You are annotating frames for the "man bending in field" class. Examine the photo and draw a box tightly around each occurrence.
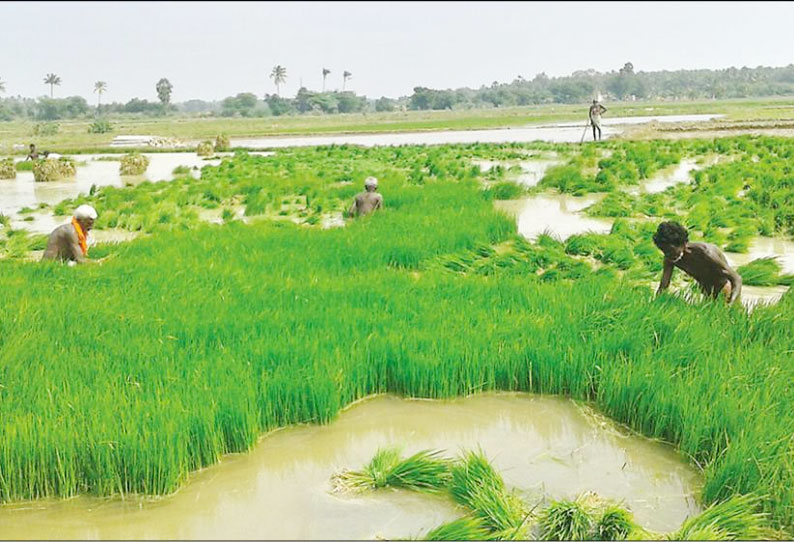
[589,100,607,141]
[348,176,383,217]
[653,221,742,304]
[41,204,98,265]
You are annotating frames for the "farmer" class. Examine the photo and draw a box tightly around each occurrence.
[348,176,383,217]
[25,143,50,161]
[653,221,742,304]
[589,100,607,141]
[41,204,98,265]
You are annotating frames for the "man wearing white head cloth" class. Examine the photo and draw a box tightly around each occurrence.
[348,176,383,217]
[42,204,98,264]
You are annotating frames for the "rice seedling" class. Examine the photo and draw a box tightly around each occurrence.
[15,160,34,171]
[196,140,215,156]
[2,141,794,536]
[737,257,788,286]
[538,498,595,540]
[449,450,528,535]
[332,447,452,493]
[214,134,231,152]
[119,153,150,176]
[668,494,775,541]
[421,516,491,541]
[32,157,76,182]
[0,157,16,179]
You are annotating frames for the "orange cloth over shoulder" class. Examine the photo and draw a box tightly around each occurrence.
[72,217,87,256]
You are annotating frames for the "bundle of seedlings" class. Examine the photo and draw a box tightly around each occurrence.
[214,134,230,152]
[32,157,76,182]
[196,140,215,157]
[0,158,16,179]
[331,447,452,493]
[119,153,150,176]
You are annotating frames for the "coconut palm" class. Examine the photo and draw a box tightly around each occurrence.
[322,68,331,92]
[44,73,61,98]
[270,65,287,97]
[156,78,173,105]
[342,71,352,91]
[94,81,107,108]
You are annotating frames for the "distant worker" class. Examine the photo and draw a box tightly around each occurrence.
[589,99,607,141]
[25,143,50,161]
[42,204,98,265]
[348,176,383,217]
[653,221,742,305]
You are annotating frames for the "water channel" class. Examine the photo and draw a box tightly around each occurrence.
[0,393,702,540]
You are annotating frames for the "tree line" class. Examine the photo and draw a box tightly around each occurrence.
[2,62,794,121]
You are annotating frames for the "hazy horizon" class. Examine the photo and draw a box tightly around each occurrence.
[1,1,793,103]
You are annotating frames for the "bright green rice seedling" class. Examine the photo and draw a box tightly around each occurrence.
[668,494,775,541]
[449,451,528,535]
[0,158,16,179]
[15,160,34,171]
[538,498,595,541]
[332,448,452,493]
[421,516,491,541]
[120,153,150,176]
[737,257,786,286]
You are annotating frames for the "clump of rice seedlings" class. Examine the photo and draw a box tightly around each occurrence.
[120,153,150,176]
[537,497,595,541]
[593,504,639,541]
[421,516,491,541]
[737,257,786,286]
[15,160,34,171]
[483,181,527,200]
[32,157,76,182]
[0,158,16,179]
[197,140,215,157]
[449,450,528,535]
[668,494,774,541]
[332,447,452,493]
[214,134,231,152]
[172,165,192,176]
[0,213,10,228]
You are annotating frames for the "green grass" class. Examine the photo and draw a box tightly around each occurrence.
[1,143,794,536]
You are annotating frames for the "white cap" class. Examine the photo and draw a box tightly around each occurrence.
[364,176,378,188]
[74,204,98,220]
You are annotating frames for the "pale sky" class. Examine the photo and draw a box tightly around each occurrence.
[1,1,793,103]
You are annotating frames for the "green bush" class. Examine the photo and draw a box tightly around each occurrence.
[32,122,59,136]
[87,119,113,134]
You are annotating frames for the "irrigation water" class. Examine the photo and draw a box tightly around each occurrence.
[0,394,702,540]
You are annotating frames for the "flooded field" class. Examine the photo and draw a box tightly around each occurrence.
[0,393,703,540]
[229,114,722,149]
[0,153,221,217]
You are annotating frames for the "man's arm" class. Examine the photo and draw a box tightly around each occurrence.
[657,260,674,295]
[347,198,358,218]
[65,229,88,264]
[599,105,607,114]
[726,269,742,305]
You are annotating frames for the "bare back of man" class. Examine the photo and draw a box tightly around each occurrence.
[662,242,740,298]
[350,191,383,217]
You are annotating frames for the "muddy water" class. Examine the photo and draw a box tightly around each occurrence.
[495,193,612,241]
[0,153,223,217]
[0,394,701,540]
[229,114,721,149]
[631,158,700,195]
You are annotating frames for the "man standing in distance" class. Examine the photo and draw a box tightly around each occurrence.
[589,99,607,141]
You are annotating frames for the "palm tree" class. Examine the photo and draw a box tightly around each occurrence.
[44,73,61,98]
[342,71,352,91]
[322,68,331,92]
[94,81,107,108]
[0,78,5,93]
[270,65,287,96]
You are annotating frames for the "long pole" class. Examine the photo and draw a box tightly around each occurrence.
[580,118,590,144]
